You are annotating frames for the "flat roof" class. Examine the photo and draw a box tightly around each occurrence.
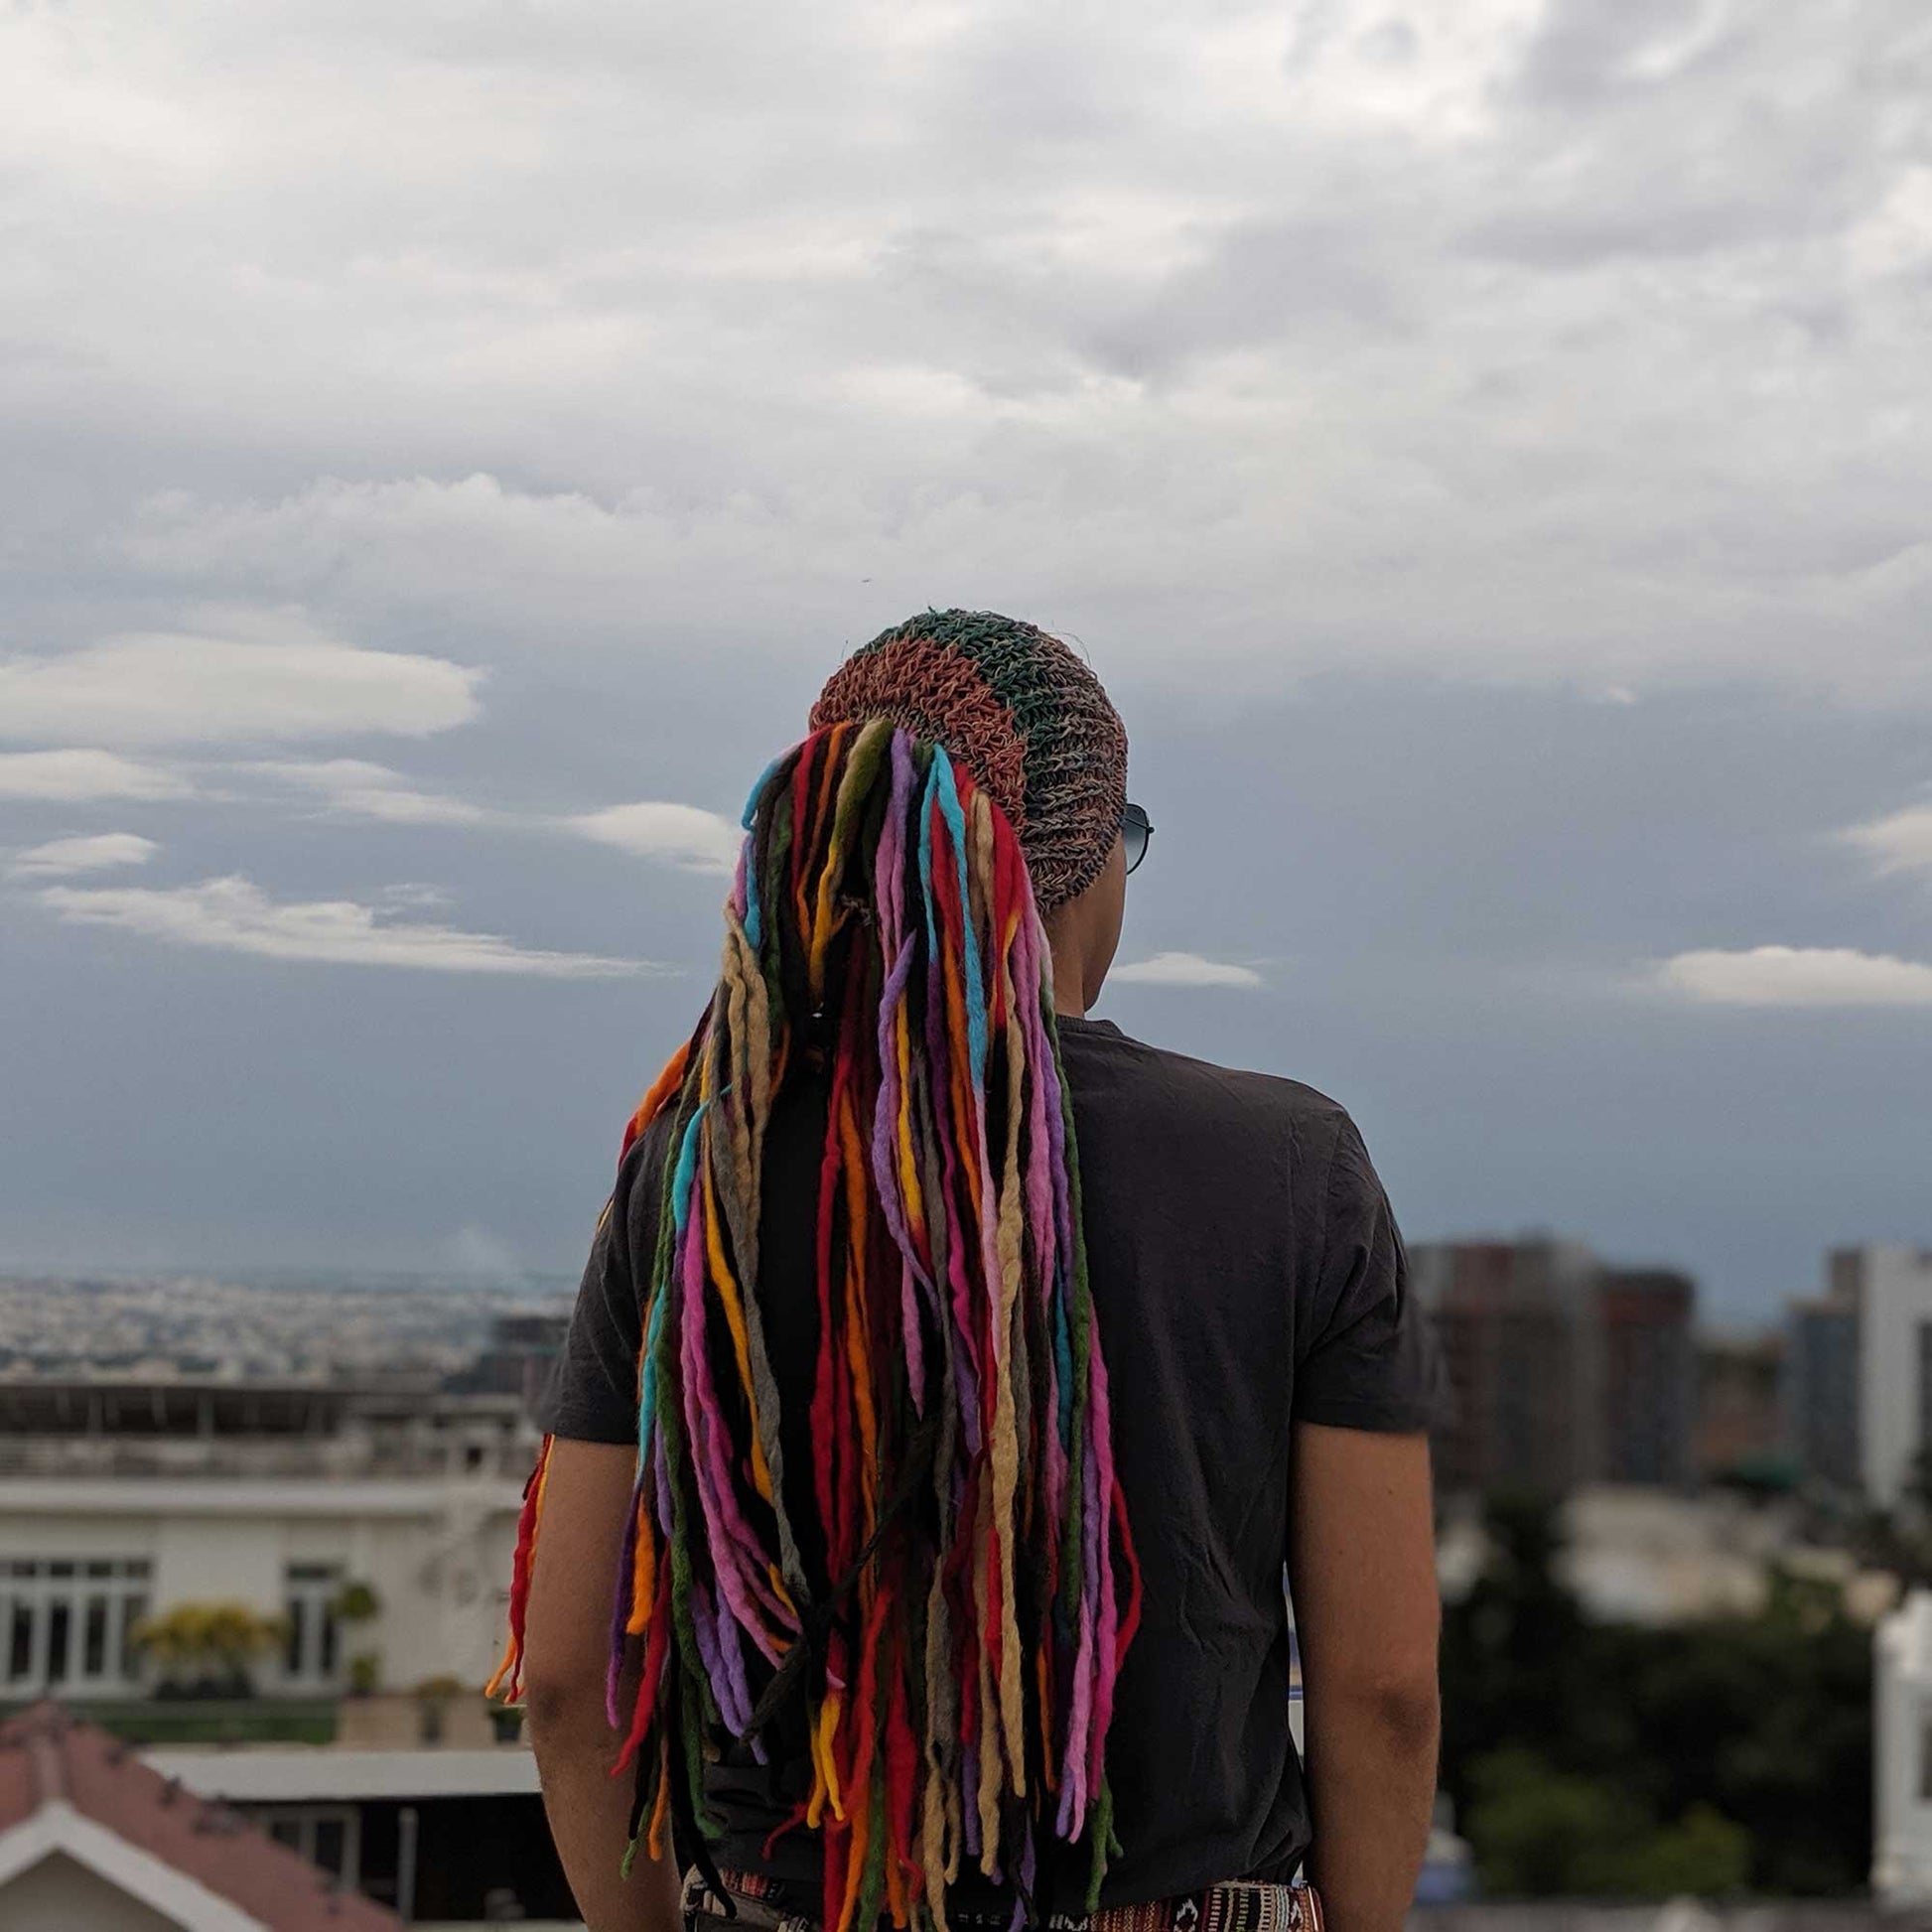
[0,1477,526,1518]
[142,1744,543,1802]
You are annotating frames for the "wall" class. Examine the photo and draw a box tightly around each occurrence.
[0,1852,184,1932]
[1876,1588,1932,1903]
[0,1479,522,1699]
[1859,1249,1932,1508]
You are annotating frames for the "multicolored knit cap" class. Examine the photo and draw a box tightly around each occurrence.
[810,607,1129,910]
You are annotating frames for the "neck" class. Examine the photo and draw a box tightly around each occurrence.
[1046,925,1087,1020]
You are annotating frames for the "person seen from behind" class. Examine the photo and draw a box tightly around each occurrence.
[498,610,1443,1932]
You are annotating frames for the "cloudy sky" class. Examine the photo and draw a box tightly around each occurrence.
[4,0,1929,1320]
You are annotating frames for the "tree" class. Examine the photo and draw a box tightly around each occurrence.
[1440,1493,1873,1897]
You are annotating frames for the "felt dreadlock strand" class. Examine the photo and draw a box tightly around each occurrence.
[492,722,1137,1924]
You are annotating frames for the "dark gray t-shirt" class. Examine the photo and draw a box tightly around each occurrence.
[543,1017,1440,1908]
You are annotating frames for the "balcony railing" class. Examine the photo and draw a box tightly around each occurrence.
[0,1435,536,1479]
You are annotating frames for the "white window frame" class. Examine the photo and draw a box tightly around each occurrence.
[0,1557,151,1698]
[281,1562,345,1690]
[256,1804,361,1890]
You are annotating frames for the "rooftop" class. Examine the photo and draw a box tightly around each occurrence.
[0,1700,399,1930]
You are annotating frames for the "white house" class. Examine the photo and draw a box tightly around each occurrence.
[143,1736,579,1925]
[0,1380,531,1703]
[0,1701,402,1932]
[0,1477,524,1702]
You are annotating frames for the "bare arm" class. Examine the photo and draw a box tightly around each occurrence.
[1289,1424,1440,1932]
[523,1438,683,1932]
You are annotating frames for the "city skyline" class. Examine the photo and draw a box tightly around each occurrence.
[5,4,1932,1318]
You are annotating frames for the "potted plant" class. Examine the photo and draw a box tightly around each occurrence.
[134,1602,287,1699]
[333,1582,381,1695]
[415,1672,469,1743]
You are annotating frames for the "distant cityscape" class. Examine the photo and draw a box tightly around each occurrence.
[0,1271,574,1386]
[1413,1238,1932,1510]
[6,1242,1932,1925]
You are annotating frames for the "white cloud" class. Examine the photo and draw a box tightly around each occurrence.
[1656,945,1932,1009]
[571,801,742,875]
[246,759,487,825]
[0,750,194,801]
[0,0,1899,709]
[0,621,482,748]
[1843,801,1932,878]
[11,832,159,878]
[37,875,642,978]
[1109,949,1265,988]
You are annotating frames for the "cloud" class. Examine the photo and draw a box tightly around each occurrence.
[0,621,483,747]
[0,750,195,801]
[1843,800,1932,878]
[1,1,1892,708]
[1109,950,1265,988]
[10,832,159,878]
[571,801,743,875]
[246,759,487,825]
[37,875,643,978]
[1656,945,1932,1008]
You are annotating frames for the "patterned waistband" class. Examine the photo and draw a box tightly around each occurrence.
[698,1867,1323,1932]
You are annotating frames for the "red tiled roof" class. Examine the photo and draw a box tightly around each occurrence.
[0,1702,400,1930]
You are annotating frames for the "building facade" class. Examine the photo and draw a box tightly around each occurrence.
[0,1381,531,1706]
[0,1703,401,1932]
[143,1740,573,1924]
[1410,1239,1608,1494]
[1853,1248,1932,1510]
[1875,1588,1932,1903]
[1786,1293,1862,1494]
[1599,1268,1696,1488]
[1695,1332,1785,1482]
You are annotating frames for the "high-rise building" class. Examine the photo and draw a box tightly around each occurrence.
[1849,1246,1932,1509]
[1413,1240,1700,1495]
[1694,1331,1784,1481]
[1786,1289,1862,1494]
[1599,1268,1696,1487]
[1409,1238,1606,1494]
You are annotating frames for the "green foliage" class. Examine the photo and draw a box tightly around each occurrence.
[332,1581,380,1624]
[131,1601,289,1698]
[346,1651,381,1696]
[1441,1493,1873,1898]
[1465,1748,1651,1896]
[73,1699,338,1746]
[1464,1751,1749,1899]
[1625,1806,1753,1899]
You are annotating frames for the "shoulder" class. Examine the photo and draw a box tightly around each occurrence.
[1059,1017,1357,1144]
[609,1103,682,1249]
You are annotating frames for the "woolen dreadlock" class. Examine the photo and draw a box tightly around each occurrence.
[491,616,1141,1932]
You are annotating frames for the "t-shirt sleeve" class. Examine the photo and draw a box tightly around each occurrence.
[537,1125,665,1446]
[1294,1112,1444,1433]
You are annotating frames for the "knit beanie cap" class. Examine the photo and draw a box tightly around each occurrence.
[809,608,1129,910]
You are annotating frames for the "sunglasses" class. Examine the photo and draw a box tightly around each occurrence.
[1121,801,1154,877]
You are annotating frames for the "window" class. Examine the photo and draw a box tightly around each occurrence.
[260,1805,361,1889]
[0,1558,151,1696]
[283,1564,344,1687]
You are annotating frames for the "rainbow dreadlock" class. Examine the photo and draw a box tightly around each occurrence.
[492,633,1141,1930]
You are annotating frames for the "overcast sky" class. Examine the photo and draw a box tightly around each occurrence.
[4,0,1930,1321]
